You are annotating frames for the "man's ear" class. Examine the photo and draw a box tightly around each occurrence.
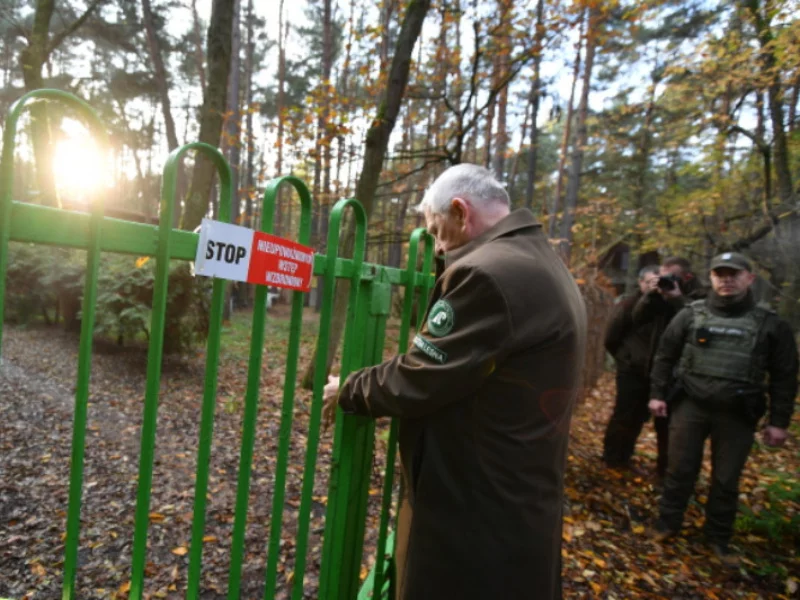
[450,197,469,226]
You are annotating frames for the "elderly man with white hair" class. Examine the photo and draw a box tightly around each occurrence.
[324,163,586,600]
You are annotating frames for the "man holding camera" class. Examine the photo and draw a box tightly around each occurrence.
[602,265,661,470]
[649,252,798,562]
[608,257,704,477]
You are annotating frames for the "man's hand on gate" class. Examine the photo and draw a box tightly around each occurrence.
[649,399,668,418]
[762,425,788,447]
[322,375,341,430]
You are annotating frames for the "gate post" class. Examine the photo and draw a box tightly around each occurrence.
[319,270,392,599]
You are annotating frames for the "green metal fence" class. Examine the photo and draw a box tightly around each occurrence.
[0,90,434,599]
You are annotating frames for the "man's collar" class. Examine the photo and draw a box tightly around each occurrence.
[444,209,541,268]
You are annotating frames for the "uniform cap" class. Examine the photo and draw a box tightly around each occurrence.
[709,252,752,272]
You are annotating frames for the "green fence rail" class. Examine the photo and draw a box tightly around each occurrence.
[0,90,434,599]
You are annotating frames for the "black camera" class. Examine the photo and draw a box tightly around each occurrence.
[657,273,681,291]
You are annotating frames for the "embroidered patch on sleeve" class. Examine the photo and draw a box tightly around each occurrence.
[413,334,448,364]
[426,299,455,337]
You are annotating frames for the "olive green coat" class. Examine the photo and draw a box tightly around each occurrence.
[338,209,587,599]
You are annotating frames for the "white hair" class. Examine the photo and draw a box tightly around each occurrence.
[417,164,510,214]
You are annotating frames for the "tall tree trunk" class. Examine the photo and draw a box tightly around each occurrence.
[550,8,585,238]
[483,60,498,168]
[181,0,235,231]
[492,0,512,180]
[111,95,149,217]
[334,0,357,204]
[275,0,287,235]
[429,4,448,158]
[507,97,530,199]
[746,0,798,326]
[754,91,773,209]
[744,0,793,204]
[142,0,183,226]
[191,0,207,92]
[244,0,255,229]
[789,73,799,133]
[223,0,242,224]
[524,0,546,210]
[380,0,397,69]
[20,0,102,206]
[302,0,431,388]
[559,6,599,265]
[20,0,57,206]
[315,0,335,311]
[390,195,411,267]
[624,75,657,294]
[223,0,242,317]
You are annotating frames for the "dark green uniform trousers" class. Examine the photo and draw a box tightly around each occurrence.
[658,398,754,546]
[603,371,670,475]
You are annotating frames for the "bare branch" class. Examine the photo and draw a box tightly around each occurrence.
[727,124,769,153]
[731,208,796,251]
[46,0,105,57]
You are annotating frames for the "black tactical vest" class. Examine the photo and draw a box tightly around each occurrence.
[678,300,769,384]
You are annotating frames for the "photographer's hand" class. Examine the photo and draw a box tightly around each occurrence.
[643,273,659,293]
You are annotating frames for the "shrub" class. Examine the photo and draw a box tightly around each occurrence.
[5,244,83,327]
[4,244,211,353]
[94,257,212,353]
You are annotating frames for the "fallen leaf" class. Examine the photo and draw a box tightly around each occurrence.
[787,578,798,595]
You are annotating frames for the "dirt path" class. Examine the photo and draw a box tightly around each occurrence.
[0,324,384,599]
[1,322,798,599]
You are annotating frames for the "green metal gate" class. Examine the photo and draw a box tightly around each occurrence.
[0,90,434,599]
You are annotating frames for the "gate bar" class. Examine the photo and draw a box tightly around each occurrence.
[0,89,109,600]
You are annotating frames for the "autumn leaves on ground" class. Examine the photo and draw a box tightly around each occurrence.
[1,308,798,599]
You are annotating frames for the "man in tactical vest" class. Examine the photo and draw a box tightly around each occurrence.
[648,252,798,562]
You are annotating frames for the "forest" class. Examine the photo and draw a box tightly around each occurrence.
[1,0,798,315]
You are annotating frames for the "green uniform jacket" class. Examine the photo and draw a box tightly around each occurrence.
[650,291,798,429]
[338,209,587,600]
